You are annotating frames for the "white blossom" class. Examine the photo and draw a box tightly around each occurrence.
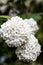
[24,18,39,34]
[0,16,41,62]
[16,34,41,62]
[0,16,33,47]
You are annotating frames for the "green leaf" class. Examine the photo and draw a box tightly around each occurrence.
[35,30,43,45]
[28,14,42,21]
[30,62,38,65]
[19,14,27,19]
[0,21,4,25]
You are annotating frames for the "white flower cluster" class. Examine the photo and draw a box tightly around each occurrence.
[24,18,39,34]
[0,16,33,47]
[16,34,41,62]
[0,16,41,62]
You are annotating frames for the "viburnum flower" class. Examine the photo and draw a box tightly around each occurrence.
[0,16,41,62]
[16,34,41,62]
[0,16,32,47]
[24,18,39,34]
[0,16,38,47]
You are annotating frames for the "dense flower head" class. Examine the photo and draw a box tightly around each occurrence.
[0,16,30,47]
[0,16,41,62]
[16,34,41,62]
[0,16,38,47]
[24,18,39,34]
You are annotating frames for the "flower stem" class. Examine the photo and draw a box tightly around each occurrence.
[0,15,11,19]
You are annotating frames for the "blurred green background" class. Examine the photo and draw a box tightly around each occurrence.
[0,0,43,65]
